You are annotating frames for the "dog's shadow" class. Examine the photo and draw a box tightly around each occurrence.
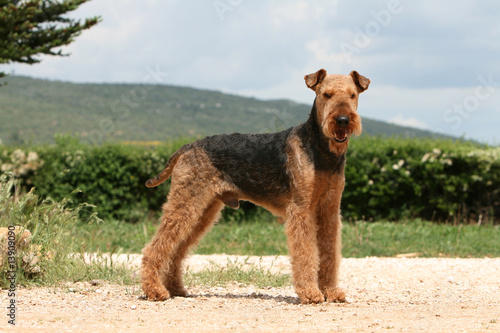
[139,292,300,304]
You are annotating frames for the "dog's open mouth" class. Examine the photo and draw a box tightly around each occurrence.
[333,129,349,143]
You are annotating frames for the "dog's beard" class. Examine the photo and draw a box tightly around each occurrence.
[328,137,349,155]
[324,120,352,140]
[322,120,351,155]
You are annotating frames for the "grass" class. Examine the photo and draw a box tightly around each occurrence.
[73,211,500,258]
[196,211,287,255]
[73,218,158,254]
[343,219,500,257]
[184,259,291,288]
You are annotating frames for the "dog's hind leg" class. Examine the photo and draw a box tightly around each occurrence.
[141,190,220,300]
[161,199,225,297]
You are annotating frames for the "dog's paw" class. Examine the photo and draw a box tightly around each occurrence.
[298,289,325,304]
[324,288,346,303]
[142,286,170,301]
[168,286,189,297]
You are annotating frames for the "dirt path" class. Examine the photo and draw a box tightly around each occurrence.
[3,256,499,332]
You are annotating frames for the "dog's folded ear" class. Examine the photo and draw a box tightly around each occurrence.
[304,69,327,91]
[350,71,370,93]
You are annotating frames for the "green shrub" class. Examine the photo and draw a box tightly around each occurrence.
[1,135,499,224]
[0,173,103,287]
[3,135,192,221]
[344,137,500,223]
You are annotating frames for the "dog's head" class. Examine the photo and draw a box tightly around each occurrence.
[305,69,370,155]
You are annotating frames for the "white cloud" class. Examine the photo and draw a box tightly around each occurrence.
[389,115,430,130]
[269,1,337,27]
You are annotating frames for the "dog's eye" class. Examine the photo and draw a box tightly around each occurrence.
[323,93,332,99]
[350,94,356,99]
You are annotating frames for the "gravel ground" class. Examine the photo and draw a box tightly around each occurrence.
[2,256,499,332]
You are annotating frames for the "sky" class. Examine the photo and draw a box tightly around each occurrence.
[4,0,500,144]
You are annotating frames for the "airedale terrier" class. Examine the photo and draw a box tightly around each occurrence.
[141,69,370,304]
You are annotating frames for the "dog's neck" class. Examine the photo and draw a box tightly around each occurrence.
[297,99,346,173]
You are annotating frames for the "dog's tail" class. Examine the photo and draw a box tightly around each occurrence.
[145,146,188,188]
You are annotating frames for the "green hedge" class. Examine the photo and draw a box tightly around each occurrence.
[0,135,184,221]
[1,135,498,223]
[344,137,500,223]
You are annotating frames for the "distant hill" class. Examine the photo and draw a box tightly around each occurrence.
[0,76,449,145]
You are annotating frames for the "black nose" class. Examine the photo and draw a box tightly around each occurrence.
[336,115,349,127]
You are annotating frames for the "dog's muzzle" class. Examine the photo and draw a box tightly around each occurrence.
[334,115,350,143]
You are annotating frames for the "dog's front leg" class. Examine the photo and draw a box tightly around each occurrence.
[285,207,325,304]
[316,177,346,303]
